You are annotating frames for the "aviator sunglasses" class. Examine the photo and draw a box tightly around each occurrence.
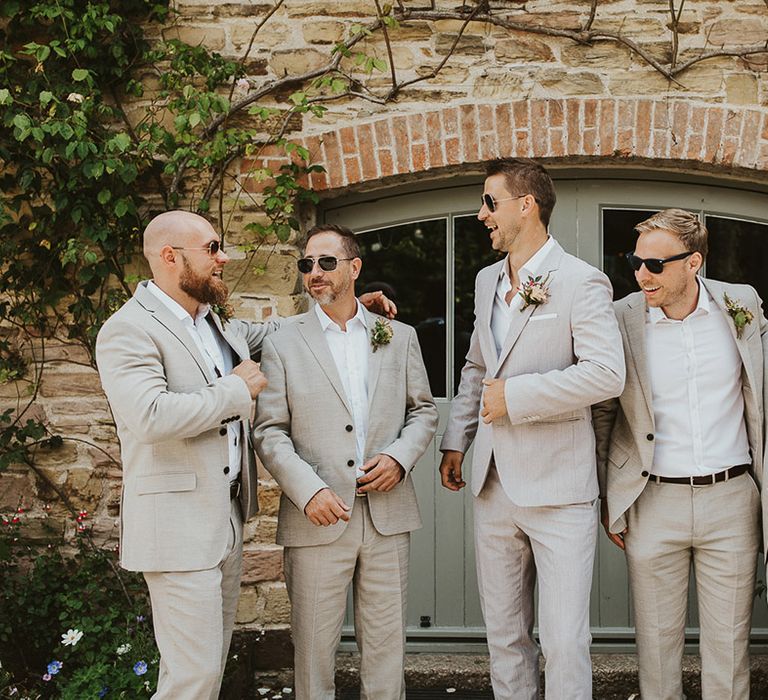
[625,251,693,274]
[482,193,526,213]
[171,240,222,256]
[296,255,355,274]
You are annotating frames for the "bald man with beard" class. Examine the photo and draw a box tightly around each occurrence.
[96,211,395,700]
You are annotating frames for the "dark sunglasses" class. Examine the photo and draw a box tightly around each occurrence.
[625,251,693,274]
[482,193,526,213]
[171,240,222,257]
[296,256,355,274]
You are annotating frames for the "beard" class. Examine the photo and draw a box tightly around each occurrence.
[306,274,352,306]
[179,255,229,306]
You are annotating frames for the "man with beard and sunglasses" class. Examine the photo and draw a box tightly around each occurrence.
[439,158,625,699]
[95,211,397,700]
[254,224,437,699]
[593,209,768,700]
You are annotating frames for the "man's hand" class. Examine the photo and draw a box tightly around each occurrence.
[601,499,626,549]
[304,488,351,526]
[480,378,507,423]
[439,450,466,491]
[359,290,397,319]
[232,360,267,399]
[357,454,404,493]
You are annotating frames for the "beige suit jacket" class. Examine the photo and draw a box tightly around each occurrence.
[96,281,279,572]
[253,308,438,547]
[592,278,768,553]
[441,240,625,505]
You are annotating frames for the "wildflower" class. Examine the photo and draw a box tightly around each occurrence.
[98,687,109,698]
[67,92,84,104]
[116,643,131,655]
[61,628,83,646]
[16,506,24,513]
[47,660,63,675]
[235,78,249,91]
[136,615,145,623]
[42,674,51,682]
[133,660,148,676]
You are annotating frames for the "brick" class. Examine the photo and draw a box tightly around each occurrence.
[599,100,616,156]
[670,102,689,159]
[757,143,768,170]
[339,126,357,156]
[442,107,459,137]
[309,166,329,191]
[720,109,743,165]
[583,128,597,156]
[636,100,653,158]
[762,112,768,141]
[704,107,724,164]
[321,131,344,188]
[445,137,461,165]
[566,100,581,154]
[408,113,426,143]
[616,129,633,157]
[459,104,479,163]
[343,155,362,183]
[374,119,392,148]
[513,101,529,132]
[477,104,494,133]
[738,110,761,169]
[411,143,428,172]
[378,149,395,177]
[514,129,531,157]
[495,103,513,157]
[530,100,548,156]
[303,134,324,165]
[392,116,411,173]
[685,107,706,161]
[550,129,565,157]
[356,124,378,180]
[583,99,597,129]
[653,129,670,159]
[479,133,497,162]
[426,112,445,168]
[548,100,564,128]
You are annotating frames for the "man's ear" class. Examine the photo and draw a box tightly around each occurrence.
[351,257,362,280]
[689,251,703,273]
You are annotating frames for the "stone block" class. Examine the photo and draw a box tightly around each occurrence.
[244,516,278,544]
[270,48,329,77]
[472,72,525,100]
[257,484,282,517]
[434,34,487,57]
[725,74,758,106]
[39,370,103,398]
[165,25,227,52]
[235,585,262,624]
[0,472,31,511]
[537,70,606,96]
[261,583,291,625]
[302,19,345,44]
[495,35,555,63]
[242,546,284,584]
[561,43,631,70]
[229,22,289,51]
[34,441,78,467]
[708,18,766,45]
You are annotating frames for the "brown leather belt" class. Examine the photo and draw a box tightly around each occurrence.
[649,464,750,486]
[229,478,241,500]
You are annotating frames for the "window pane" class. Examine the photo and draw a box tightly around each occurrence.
[602,208,659,300]
[453,215,501,395]
[356,220,448,398]
[705,216,768,304]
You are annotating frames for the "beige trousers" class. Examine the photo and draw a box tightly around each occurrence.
[624,473,760,700]
[474,466,597,700]
[143,498,243,700]
[284,497,410,700]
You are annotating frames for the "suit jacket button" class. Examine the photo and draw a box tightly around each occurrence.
[346,425,353,432]
[347,460,355,467]
[646,433,654,441]
[641,470,649,477]
[223,466,230,475]
[219,428,227,436]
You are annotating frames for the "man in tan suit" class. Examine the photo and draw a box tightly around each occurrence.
[254,224,437,700]
[96,212,394,700]
[440,158,625,699]
[593,209,768,700]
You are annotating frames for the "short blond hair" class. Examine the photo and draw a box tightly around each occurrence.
[634,208,708,259]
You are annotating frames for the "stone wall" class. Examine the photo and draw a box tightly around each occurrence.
[3,0,767,659]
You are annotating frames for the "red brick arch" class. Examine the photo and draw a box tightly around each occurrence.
[242,97,768,191]
[242,98,768,193]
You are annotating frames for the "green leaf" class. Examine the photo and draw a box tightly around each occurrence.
[71,68,89,82]
[372,57,387,72]
[114,199,129,218]
[97,188,111,205]
[188,112,201,128]
[39,90,54,105]
[0,88,12,105]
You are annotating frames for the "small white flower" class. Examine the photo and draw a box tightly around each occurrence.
[446,690,456,695]
[116,643,132,655]
[235,78,250,91]
[257,689,270,696]
[67,92,84,104]
[282,690,292,695]
[61,628,83,646]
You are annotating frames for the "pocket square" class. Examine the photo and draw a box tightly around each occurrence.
[530,312,557,321]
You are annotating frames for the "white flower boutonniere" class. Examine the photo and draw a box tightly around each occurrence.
[518,272,551,312]
[371,318,393,352]
[723,292,753,339]
[212,302,235,325]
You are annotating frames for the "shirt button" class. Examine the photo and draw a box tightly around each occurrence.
[219,428,227,436]
[641,470,649,477]
[646,434,654,441]
[346,425,353,432]
[223,466,230,475]
[347,460,355,467]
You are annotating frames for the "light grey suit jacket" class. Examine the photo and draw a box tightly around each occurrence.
[593,278,768,552]
[253,308,438,547]
[96,281,279,572]
[441,240,625,505]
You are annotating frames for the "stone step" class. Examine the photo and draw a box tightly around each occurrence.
[244,653,768,700]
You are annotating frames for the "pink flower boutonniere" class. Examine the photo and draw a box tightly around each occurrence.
[518,272,552,311]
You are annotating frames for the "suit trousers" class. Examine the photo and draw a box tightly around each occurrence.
[624,473,760,700]
[474,466,597,700]
[144,498,244,700]
[284,496,410,700]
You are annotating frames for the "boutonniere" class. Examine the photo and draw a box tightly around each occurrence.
[723,293,753,339]
[370,318,393,352]
[212,301,235,325]
[518,272,551,311]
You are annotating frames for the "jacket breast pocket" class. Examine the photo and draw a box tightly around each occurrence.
[607,441,631,469]
[136,472,197,495]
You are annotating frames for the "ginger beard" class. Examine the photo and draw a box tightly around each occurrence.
[178,253,229,307]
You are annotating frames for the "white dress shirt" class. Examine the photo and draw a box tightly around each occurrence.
[646,280,750,477]
[147,281,242,481]
[315,302,369,478]
[491,235,556,356]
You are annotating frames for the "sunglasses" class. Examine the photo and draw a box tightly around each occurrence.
[625,251,693,274]
[482,193,526,213]
[171,240,222,257]
[296,256,355,274]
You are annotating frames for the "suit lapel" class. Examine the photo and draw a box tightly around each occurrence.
[134,283,216,383]
[209,310,245,363]
[296,309,352,415]
[362,308,383,409]
[622,295,655,422]
[493,243,564,375]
